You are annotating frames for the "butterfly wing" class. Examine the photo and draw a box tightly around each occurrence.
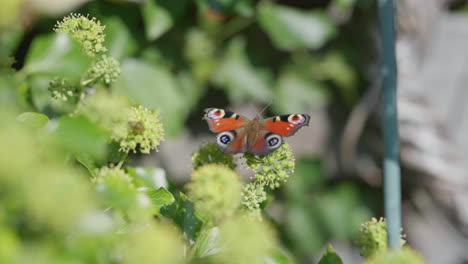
[203,108,249,132]
[247,114,310,156]
[203,108,249,154]
[261,114,310,137]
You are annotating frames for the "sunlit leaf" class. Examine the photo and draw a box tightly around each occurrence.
[147,187,175,211]
[258,2,336,50]
[127,166,169,189]
[17,112,49,128]
[24,33,92,77]
[273,68,328,113]
[213,38,272,104]
[113,58,184,136]
[141,0,173,41]
[103,16,138,60]
[53,116,108,159]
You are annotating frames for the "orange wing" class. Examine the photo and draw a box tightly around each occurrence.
[262,114,310,136]
[203,108,249,133]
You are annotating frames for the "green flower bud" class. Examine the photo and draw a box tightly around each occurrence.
[244,143,295,189]
[241,182,267,211]
[355,217,406,258]
[54,13,107,57]
[85,55,121,86]
[48,77,81,101]
[192,143,236,170]
[187,164,242,223]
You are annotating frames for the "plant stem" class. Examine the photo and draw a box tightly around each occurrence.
[116,151,129,170]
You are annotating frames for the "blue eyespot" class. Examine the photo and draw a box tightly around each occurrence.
[268,137,279,147]
[220,135,231,144]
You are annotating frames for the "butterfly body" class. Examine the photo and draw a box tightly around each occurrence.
[203,108,310,156]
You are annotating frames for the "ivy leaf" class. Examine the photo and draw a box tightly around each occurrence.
[103,17,137,60]
[53,116,108,160]
[213,38,272,104]
[161,192,203,241]
[273,68,328,113]
[141,0,173,41]
[258,2,336,50]
[190,227,221,258]
[16,112,49,128]
[147,187,175,212]
[318,245,343,264]
[24,33,92,77]
[113,59,184,136]
[127,167,169,189]
[265,248,292,264]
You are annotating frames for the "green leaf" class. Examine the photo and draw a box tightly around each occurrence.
[113,59,184,136]
[190,227,220,258]
[258,2,336,50]
[141,0,173,41]
[318,245,343,264]
[23,33,92,77]
[16,112,49,128]
[126,167,169,189]
[53,116,108,160]
[161,192,203,241]
[266,248,292,264]
[147,187,175,210]
[76,153,98,177]
[213,38,272,104]
[273,68,328,113]
[103,17,138,60]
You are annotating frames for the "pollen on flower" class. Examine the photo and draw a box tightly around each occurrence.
[192,143,237,170]
[85,55,121,86]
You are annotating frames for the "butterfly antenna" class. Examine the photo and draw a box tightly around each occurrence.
[257,100,273,119]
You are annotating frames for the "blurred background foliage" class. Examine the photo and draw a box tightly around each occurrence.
[3,0,466,263]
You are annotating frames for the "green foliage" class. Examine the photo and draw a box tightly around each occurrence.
[191,142,237,170]
[318,245,343,264]
[0,2,426,264]
[364,247,425,264]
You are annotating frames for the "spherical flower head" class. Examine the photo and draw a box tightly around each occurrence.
[244,143,295,189]
[120,222,184,264]
[85,55,121,86]
[93,167,140,211]
[48,77,81,101]
[187,164,242,223]
[355,217,406,257]
[115,106,165,154]
[54,13,107,57]
[364,247,425,264]
[76,90,130,136]
[192,143,236,170]
[214,214,278,264]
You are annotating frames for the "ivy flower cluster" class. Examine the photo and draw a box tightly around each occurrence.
[187,164,242,223]
[54,13,107,57]
[356,217,406,258]
[84,55,121,86]
[114,106,165,154]
[191,143,236,170]
[244,143,295,189]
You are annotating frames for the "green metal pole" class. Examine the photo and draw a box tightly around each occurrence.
[378,0,401,249]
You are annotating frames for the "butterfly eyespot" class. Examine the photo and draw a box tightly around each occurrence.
[216,131,235,148]
[265,134,282,149]
[288,114,306,124]
[207,108,225,119]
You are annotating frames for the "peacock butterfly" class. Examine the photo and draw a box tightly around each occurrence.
[203,108,310,156]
